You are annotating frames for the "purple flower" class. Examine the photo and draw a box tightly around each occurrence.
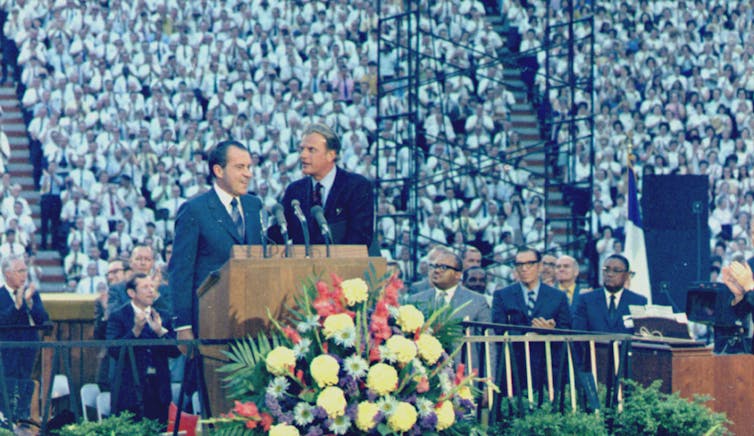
[420,413,438,429]
[346,404,358,420]
[305,425,324,436]
[313,406,329,419]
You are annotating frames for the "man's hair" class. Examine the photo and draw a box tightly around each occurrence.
[462,245,481,259]
[125,272,149,296]
[462,266,486,282]
[130,244,154,259]
[515,246,541,262]
[1,254,24,274]
[606,253,630,271]
[437,250,463,271]
[208,140,248,179]
[303,123,341,156]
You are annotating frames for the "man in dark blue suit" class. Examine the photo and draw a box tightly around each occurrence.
[107,273,180,424]
[169,140,262,342]
[281,123,373,247]
[492,247,571,399]
[0,254,49,422]
[572,254,648,334]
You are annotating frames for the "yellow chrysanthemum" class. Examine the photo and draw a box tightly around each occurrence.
[355,401,380,432]
[265,346,296,376]
[322,313,354,338]
[388,401,417,433]
[366,363,398,395]
[416,333,443,365]
[269,423,300,436]
[435,400,455,431]
[341,278,369,306]
[316,386,347,418]
[310,354,340,388]
[386,335,417,365]
[396,305,424,333]
[458,385,473,401]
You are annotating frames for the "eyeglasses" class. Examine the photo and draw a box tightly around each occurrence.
[514,260,539,269]
[602,267,628,275]
[542,262,556,268]
[429,263,460,272]
[107,268,124,275]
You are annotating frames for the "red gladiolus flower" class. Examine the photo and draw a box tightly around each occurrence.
[233,400,260,419]
[245,419,258,429]
[261,413,273,431]
[296,369,305,385]
[369,345,381,362]
[283,326,301,344]
[330,273,343,287]
[416,377,429,393]
[382,274,403,306]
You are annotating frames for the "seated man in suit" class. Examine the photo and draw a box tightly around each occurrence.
[0,254,50,422]
[107,273,180,425]
[492,247,571,398]
[281,122,374,248]
[406,248,492,377]
[555,255,588,309]
[572,254,648,334]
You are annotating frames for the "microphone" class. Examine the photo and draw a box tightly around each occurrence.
[311,206,331,239]
[271,203,291,257]
[290,199,311,257]
[259,208,269,258]
[271,204,288,234]
[311,205,332,257]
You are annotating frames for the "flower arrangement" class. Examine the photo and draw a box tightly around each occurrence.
[209,271,485,435]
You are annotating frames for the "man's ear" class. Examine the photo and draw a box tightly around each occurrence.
[126,288,135,300]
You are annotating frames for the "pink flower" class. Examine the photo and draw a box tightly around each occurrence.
[233,401,260,419]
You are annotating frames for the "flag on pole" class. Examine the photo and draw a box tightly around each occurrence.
[624,165,652,303]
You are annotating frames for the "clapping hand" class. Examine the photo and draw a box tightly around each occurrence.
[147,309,166,337]
[722,261,754,305]
[531,317,556,329]
[132,310,148,336]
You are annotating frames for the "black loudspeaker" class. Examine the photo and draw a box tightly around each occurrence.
[642,175,710,309]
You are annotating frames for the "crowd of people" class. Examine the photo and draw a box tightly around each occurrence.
[0,0,752,294]
[0,0,536,292]
[505,0,754,283]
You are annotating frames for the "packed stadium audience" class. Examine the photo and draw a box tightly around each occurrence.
[505,0,754,279]
[0,0,751,295]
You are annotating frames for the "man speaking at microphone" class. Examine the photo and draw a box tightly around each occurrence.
[281,123,374,248]
[168,140,262,343]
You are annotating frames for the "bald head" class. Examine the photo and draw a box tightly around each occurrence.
[555,255,579,287]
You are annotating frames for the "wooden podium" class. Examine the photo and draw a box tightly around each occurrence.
[196,244,386,414]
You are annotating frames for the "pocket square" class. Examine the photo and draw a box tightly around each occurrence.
[336,208,343,215]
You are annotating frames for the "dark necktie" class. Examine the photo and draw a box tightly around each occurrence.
[527,289,536,318]
[313,183,323,207]
[230,198,244,239]
[608,294,617,323]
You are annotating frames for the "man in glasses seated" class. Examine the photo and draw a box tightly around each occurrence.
[405,247,492,375]
[572,254,648,334]
[491,246,571,399]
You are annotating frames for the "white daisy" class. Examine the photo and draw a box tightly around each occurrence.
[343,355,369,378]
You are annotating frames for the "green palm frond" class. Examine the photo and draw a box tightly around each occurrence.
[219,333,282,400]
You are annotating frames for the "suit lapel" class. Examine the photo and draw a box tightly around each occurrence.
[324,168,345,218]
[241,196,258,243]
[208,190,243,243]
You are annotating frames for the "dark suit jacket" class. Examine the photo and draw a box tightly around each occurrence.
[572,288,648,334]
[492,282,572,330]
[281,168,373,246]
[168,189,262,331]
[0,285,49,379]
[492,282,571,396]
[106,303,180,417]
[107,282,172,319]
